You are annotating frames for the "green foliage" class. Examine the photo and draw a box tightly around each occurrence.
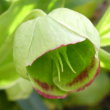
[0,91,21,110]
[99,48,110,70]
[0,0,37,92]
[0,1,110,109]
[97,6,110,70]
[97,6,110,47]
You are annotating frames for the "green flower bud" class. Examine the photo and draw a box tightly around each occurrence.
[14,8,100,99]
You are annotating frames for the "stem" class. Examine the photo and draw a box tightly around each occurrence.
[61,0,65,7]
[99,48,110,70]
[47,0,58,11]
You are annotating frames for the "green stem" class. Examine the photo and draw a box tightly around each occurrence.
[61,0,66,7]
[99,48,110,70]
[47,0,58,12]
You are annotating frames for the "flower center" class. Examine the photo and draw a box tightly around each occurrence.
[49,47,76,82]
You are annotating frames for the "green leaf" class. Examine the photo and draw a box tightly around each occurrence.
[0,41,19,89]
[0,0,38,89]
[0,62,19,89]
[14,8,100,98]
[5,78,33,101]
[96,7,110,70]
[0,0,37,64]
[0,0,35,45]
[96,6,110,47]
[99,48,110,70]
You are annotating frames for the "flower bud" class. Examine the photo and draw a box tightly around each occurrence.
[14,8,100,99]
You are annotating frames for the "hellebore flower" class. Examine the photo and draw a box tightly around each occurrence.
[13,8,100,99]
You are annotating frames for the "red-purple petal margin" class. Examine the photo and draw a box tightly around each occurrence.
[34,61,100,99]
[34,88,68,99]
[75,61,100,92]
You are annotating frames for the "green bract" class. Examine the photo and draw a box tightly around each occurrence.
[14,8,100,99]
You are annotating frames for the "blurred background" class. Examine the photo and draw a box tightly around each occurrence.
[0,0,110,110]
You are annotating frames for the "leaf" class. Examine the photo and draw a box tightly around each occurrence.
[0,0,37,64]
[99,48,110,70]
[0,0,35,45]
[0,0,38,89]
[96,6,110,47]
[14,8,100,98]
[0,41,20,89]
[5,78,33,100]
[0,62,19,89]
[96,7,110,70]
